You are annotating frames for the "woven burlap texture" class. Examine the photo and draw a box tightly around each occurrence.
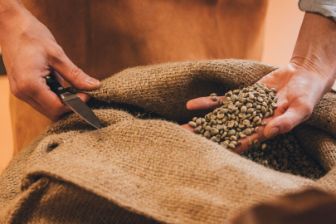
[0,60,335,224]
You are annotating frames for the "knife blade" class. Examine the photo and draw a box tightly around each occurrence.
[45,70,103,129]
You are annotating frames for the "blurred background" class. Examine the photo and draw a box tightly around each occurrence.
[0,1,305,172]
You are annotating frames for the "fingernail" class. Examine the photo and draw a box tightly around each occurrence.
[85,77,100,86]
[255,126,260,132]
[266,127,279,138]
[210,95,218,102]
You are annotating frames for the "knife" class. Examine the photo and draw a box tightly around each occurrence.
[45,70,103,129]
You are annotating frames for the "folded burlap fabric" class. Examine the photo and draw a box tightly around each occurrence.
[0,60,335,223]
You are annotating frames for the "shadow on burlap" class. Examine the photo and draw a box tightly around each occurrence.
[0,60,335,223]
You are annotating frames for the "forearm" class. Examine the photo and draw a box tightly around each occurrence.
[291,13,336,91]
[0,0,30,41]
[0,0,17,10]
[0,0,25,20]
[299,0,336,22]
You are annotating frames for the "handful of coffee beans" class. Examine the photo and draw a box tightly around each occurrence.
[188,83,325,179]
[188,83,277,150]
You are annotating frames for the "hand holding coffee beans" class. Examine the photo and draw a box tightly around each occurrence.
[184,83,325,179]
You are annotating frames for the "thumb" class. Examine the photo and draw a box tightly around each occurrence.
[49,47,100,90]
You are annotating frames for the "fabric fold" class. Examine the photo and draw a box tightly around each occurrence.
[0,59,335,223]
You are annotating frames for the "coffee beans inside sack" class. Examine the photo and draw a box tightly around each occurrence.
[243,133,324,179]
[188,83,325,179]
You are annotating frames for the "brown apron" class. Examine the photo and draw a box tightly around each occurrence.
[11,0,268,153]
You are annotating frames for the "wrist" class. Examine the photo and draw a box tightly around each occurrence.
[290,13,336,92]
[289,59,335,94]
[290,55,335,78]
[0,4,31,39]
[0,0,24,20]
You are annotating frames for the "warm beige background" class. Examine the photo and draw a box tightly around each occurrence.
[0,77,12,172]
[0,1,304,172]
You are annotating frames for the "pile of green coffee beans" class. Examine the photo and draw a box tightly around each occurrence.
[188,83,277,149]
[188,83,325,179]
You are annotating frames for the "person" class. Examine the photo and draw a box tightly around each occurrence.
[0,0,335,152]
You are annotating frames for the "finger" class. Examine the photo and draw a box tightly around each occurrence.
[52,72,90,102]
[33,88,89,119]
[258,69,292,90]
[53,72,70,88]
[258,73,275,87]
[181,123,194,132]
[186,96,226,110]
[24,96,49,116]
[14,91,42,113]
[257,71,281,89]
[77,92,90,102]
[29,95,69,120]
[273,95,289,117]
[263,104,312,138]
[234,115,274,153]
[235,126,266,154]
[29,77,70,120]
[10,74,70,120]
[48,46,100,90]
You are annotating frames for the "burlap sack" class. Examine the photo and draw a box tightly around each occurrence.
[0,60,335,223]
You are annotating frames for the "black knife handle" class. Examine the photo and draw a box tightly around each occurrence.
[45,70,68,96]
